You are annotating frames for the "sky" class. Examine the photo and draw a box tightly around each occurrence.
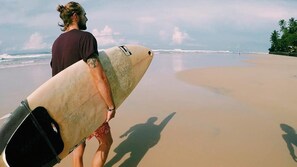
[0,0,297,53]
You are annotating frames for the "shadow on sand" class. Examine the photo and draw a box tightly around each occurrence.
[105,112,176,167]
[280,123,297,162]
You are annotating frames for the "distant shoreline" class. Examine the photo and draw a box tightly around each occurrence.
[269,52,297,57]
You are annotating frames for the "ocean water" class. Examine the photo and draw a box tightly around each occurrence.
[0,52,51,69]
[0,49,251,70]
[152,50,250,73]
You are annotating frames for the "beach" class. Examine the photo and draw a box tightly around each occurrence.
[1,52,297,166]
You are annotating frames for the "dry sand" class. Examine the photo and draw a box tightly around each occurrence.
[1,54,297,166]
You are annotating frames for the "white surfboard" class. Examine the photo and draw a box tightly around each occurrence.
[0,45,153,166]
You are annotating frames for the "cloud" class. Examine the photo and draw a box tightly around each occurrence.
[23,32,47,50]
[92,25,124,46]
[172,27,189,45]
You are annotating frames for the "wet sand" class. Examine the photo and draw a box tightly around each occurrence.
[176,54,297,167]
[1,54,297,166]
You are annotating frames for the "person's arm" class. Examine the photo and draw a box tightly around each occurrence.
[87,56,115,122]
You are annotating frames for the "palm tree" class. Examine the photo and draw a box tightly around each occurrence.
[288,17,297,33]
[269,18,297,54]
[279,19,287,33]
[269,30,279,52]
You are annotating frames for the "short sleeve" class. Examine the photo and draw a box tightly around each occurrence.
[80,32,99,62]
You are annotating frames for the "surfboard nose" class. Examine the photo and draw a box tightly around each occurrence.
[140,46,154,63]
[102,44,154,108]
[142,46,154,61]
[123,45,153,67]
[125,44,153,74]
[148,50,153,57]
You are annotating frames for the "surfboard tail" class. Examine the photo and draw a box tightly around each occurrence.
[0,101,30,153]
[0,101,64,167]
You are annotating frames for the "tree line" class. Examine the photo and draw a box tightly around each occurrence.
[269,17,297,56]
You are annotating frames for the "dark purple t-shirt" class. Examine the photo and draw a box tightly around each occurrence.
[51,29,98,76]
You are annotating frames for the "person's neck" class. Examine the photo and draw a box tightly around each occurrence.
[66,24,80,32]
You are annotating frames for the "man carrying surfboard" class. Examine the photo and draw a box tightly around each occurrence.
[51,2,115,167]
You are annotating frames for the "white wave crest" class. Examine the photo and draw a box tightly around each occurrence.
[152,49,231,53]
[0,53,50,60]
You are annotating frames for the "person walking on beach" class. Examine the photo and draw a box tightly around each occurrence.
[51,2,115,167]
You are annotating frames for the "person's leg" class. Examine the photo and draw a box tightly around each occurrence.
[92,128,113,167]
[73,142,86,167]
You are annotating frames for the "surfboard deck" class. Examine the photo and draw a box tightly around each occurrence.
[0,45,153,167]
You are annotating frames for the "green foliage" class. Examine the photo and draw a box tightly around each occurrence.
[269,17,297,54]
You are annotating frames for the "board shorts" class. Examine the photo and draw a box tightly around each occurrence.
[88,122,110,140]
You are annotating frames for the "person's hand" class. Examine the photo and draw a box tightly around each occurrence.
[106,108,116,122]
